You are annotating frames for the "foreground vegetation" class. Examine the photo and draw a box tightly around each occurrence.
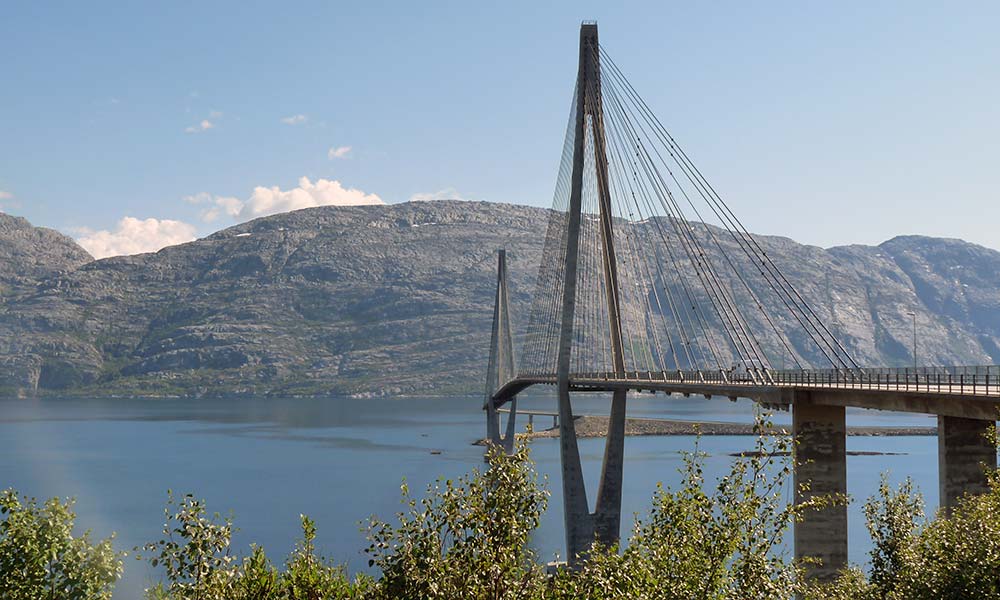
[4,418,1000,599]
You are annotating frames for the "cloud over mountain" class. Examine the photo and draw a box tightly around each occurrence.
[75,217,197,259]
[192,177,383,223]
[80,178,384,258]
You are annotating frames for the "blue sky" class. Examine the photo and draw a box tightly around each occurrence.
[1,1,998,257]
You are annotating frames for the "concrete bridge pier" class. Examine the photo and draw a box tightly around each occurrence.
[485,396,516,458]
[939,415,996,511]
[557,386,596,564]
[593,388,627,547]
[793,395,848,581]
[553,388,628,565]
[501,397,517,454]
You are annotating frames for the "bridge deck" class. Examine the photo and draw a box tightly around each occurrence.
[492,370,1000,420]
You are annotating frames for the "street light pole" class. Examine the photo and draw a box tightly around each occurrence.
[907,311,917,369]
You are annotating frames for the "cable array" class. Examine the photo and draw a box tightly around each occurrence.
[518,44,858,382]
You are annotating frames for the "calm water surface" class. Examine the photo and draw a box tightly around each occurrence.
[0,394,940,598]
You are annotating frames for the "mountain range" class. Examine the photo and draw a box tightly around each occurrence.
[1,202,998,398]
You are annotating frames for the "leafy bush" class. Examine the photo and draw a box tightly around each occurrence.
[863,475,924,593]
[549,414,840,600]
[364,441,549,600]
[0,489,122,600]
[891,470,1000,599]
[810,469,1000,600]
[274,515,367,599]
[137,491,239,599]
[138,492,367,600]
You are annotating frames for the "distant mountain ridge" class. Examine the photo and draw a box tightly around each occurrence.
[0,212,92,288]
[0,202,998,398]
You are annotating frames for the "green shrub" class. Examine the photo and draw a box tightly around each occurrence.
[232,545,281,599]
[550,413,839,600]
[364,441,549,600]
[276,515,363,599]
[138,492,365,600]
[809,469,1000,600]
[891,470,1000,599]
[863,475,924,594]
[136,491,239,599]
[0,489,122,600]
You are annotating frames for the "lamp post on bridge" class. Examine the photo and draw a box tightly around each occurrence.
[907,311,917,370]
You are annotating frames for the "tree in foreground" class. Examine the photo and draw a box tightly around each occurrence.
[0,489,123,600]
[364,441,549,600]
[895,469,1000,599]
[138,491,367,599]
[808,468,1000,599]
[548,414,841,600]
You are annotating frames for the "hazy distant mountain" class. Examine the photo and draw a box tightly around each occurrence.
[0,202,998,398]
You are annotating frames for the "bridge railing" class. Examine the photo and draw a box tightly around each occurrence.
[518,365,1000,397]
[568,369,764,385]
[769,365,1000,397]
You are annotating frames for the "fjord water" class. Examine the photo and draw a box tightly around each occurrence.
[1,395,939,598]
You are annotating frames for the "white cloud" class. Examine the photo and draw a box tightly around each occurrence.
[184,119,214,134]
[207,197,243,222]
[327,145,351,159]
[185,177,383,224]
[409,188,472,202]
[0,190,12,200]
[76,217,197,259]
[281,114,308,125]
[241,177,382,218]
[185,192,243,223]
[183,192,210,205]
[209,110,224,118]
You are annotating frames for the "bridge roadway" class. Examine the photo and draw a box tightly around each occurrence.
[491,369,1000,420]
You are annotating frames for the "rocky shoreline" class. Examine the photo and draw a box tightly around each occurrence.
[476,415,936,444]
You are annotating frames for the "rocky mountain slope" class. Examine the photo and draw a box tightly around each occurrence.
[0,213,92,292]
[0,202,998,398]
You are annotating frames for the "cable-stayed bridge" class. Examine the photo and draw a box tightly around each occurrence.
[483,22,1000,580]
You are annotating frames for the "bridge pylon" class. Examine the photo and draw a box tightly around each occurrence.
[553,21,629,564]
[484,248,517,455]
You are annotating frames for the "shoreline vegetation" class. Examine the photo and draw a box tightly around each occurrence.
[4,412,999,599]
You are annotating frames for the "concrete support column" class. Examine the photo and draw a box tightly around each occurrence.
[486,402,501,447]
[938,415,996,511]
[793,398,847,581]
[502,397,517,454]
[593,388,627,546]
[558,387,594,565]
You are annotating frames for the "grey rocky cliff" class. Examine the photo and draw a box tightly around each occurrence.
[0,213,94,394]
[0,203,997,398]
[0,213,92,290]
